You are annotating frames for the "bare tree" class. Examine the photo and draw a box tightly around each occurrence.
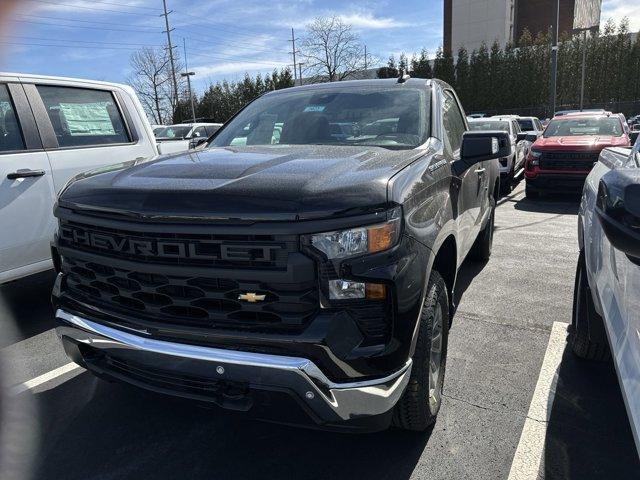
[127,46,183,124]
[300,16,367,82]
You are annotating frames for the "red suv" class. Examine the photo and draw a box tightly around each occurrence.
[524,113,631,198]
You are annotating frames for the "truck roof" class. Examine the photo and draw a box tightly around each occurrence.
[263,77,443,97]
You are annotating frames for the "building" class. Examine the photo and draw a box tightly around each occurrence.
[444,0,602,53]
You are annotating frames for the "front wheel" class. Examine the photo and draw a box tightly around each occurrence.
[393,270,449,431]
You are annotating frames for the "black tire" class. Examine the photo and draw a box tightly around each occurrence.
[469,198,495,262]
[525,184,539,199]
[569,250,611,361]
[500,166,514,196]
[393,270,449,431]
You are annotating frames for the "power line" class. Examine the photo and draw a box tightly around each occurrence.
[9,18,161,34]
[13,12,159,29]
[0,34,163,48]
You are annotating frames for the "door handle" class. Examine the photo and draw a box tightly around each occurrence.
[474,168,486,175]
[7,169,46,180]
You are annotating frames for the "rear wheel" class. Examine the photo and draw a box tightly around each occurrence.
[569,250,610,361]
[500,165,514,196]
[469,196,495,262]
[393,270,449,431]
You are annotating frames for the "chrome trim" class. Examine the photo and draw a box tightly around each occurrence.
[55,309,412,421]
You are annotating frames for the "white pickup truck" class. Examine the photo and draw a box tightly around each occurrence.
[154,122,222,154]
[0,73,159,283]
[571,131,640,453]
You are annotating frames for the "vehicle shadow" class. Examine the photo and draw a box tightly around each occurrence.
[513,194,581,215]
[30,375,431,480]
[452,257,488,312]
[543,349,640,478]
[0,270,57,348]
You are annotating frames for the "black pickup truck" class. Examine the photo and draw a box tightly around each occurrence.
[52,78,509,432]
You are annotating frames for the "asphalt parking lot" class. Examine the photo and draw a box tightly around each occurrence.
[1,182,639,480]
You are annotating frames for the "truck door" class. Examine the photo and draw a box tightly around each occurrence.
[0,82,56,282]
[23,83,155,193]
[442,90,483,254]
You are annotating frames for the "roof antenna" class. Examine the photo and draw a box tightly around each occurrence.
[397,68,410,83]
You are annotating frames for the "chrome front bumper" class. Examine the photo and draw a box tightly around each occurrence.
[55,309,412,426]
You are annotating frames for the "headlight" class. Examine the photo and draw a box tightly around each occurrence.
[310,209,402,260]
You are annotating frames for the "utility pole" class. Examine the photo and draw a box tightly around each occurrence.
[579,29,587,111]
[298,62,305,86]
[161,0,179,122]
[182,38,196,123]
[549,0,559,117]
[364,45,368,72]
[289,28,298,85]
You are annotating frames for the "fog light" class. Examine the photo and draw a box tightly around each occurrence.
[329,280,365,300]
[366,283,387,300]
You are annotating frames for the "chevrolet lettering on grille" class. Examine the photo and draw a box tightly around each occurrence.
[60,225,281,262]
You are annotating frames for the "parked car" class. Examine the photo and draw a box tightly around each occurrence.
[467,113,486,119]
[570,136,640,453]
[514,116,544,138]
[52,78,510,433]
[555,109,609,117]
[155,122,223,154]
[524,113,631,198]
[469,117,529,194]
[0,72,158,284]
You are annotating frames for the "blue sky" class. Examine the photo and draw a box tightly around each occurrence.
[0,0,637,95]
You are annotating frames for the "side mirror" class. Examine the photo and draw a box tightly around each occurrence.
[596,169,640,263]
[189,138,208,150]
[630,131,639,144]
[517,132,538,142]
[461,131,512,165]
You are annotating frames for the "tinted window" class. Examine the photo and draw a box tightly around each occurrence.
[0,85,25,152]
[442,91,466,154]
[544,117,623,138]
[37,86,129,148]
[213,86,429,150]
[517,119,534,131]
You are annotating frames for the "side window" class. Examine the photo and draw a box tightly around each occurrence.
[442,90,466,155]
[0,85,26,153]
[192,126,208,138]
[535,119,543,131]
[513,120,521,134]
[36,85,130,148]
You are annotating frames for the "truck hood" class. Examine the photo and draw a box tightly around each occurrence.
[59,145,426,221]
[533,135,629,151]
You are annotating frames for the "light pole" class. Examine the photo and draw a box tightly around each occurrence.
[298,62,305,86]
[181,71,197,124]
[549,0,560,117]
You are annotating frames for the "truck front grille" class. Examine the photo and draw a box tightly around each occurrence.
[62,257,318,332]
[539,151,599,171]
[58,220,295,270]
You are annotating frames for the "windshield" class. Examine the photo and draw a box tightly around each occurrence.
[212,86,429,149]
[517,119,534,131]
[468,121,510,132]
[544,117,623,137]
[155,126,192,139]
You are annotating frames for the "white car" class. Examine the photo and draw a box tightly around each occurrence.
[0,73,159,284]
[571,137,640,453]
[514,116,544,138]
[154,122,222,154]
[468,117,530,194]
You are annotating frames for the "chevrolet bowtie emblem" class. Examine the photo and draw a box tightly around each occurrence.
[238,292,266,303]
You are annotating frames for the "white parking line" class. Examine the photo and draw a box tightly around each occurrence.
[10,362,83,396]
[507,321,569,480]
